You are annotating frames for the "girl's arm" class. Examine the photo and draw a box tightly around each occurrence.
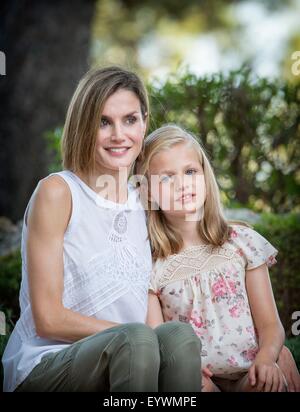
[146,289,214,385]
[246,263,286,391]
[27,176,118,343]
[146,292,164,328]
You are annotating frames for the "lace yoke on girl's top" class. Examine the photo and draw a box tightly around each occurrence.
[2,170,152,392]
[150,225,278,379]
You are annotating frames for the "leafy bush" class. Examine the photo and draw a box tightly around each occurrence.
[0,250,21,389]
[0,250,22,327]
[285,337,300,372]
[148,67,300,213]
[254,213,300,338]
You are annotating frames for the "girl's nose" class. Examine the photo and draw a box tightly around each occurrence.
[174,175,190,192]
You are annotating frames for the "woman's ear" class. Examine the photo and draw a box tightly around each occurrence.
[142,112,148,135]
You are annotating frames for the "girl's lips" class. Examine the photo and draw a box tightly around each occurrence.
[177,193,196,202]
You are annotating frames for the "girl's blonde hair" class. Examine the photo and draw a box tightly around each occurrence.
[135,124,232,260]
[62,66,149,174]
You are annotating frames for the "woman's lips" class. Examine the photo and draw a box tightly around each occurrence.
[105,147,130,157]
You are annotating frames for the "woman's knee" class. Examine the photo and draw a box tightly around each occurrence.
[122,323,159,346]
[71,323,161,389]
[156,321,199,342]
[155,321,201,356]
[121,323,160,370]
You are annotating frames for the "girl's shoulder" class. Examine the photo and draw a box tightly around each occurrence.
[226,223,278,270]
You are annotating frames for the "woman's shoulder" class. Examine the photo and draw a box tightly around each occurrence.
[34,173,72,204]
[26,173,72,227]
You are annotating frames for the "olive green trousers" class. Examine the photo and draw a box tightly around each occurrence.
[15,321,202,392]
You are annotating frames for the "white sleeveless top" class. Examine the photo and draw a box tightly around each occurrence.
[2,171,152,392]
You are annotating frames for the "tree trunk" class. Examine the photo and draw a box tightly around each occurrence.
[0,0,95,221]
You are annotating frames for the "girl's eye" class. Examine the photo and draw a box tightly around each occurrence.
[100,118,110,128]
[126,116,137,125]
[186,169,198,175]
[160,175,172,183]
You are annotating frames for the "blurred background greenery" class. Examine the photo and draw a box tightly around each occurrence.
[0,0,299,385]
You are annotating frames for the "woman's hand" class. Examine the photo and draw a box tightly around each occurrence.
[277,345,300,392]
[248,354,286,392]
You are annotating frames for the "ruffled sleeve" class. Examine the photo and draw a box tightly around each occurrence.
[229,224,278,270]
[148,258,165,294]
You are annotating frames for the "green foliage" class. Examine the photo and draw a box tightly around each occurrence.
[44,127,63,173]
[254,213,300,338]
[0,250,21,388]
[285,337,300,372]
[148,67,300,213]
[0,250,22,326]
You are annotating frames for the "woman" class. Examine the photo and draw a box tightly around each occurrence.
[2,67,202,392]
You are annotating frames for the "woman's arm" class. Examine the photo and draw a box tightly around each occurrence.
[146,292,164,329]
[27,175,118,343]
[277,345,300,392]
[246,263,285,391]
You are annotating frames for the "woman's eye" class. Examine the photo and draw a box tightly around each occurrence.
[186,169,197,175]
[126,116,137,125]
[100,118,110,128]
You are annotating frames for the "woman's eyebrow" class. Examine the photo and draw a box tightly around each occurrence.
[101,111,139,119]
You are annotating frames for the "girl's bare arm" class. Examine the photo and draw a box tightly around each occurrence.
[146,292,164,328]
[246,263,285,390]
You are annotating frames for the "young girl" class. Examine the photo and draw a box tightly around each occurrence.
[2,70,202,392]
[136,123,298,392]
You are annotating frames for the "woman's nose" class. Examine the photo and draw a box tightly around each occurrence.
[111,123,125,142]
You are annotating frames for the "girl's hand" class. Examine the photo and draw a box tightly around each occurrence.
[201,368,220,392]
[202,367,213,378]
[248,355,286,392]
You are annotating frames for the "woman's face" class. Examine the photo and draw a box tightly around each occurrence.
[148,142,206,218]
[95,89,146,174]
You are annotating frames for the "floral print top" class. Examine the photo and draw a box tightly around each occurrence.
[149,225,278,379]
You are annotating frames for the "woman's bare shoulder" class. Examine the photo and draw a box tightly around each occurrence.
[27,175,72,228]
[36,174,71,201]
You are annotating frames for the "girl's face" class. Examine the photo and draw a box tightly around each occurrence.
[148,142,206,218]
[95,89,146,174]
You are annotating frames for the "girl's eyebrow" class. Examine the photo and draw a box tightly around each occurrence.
[159,163,199,174]
[159,169,174,175]
[100,111,139,119]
